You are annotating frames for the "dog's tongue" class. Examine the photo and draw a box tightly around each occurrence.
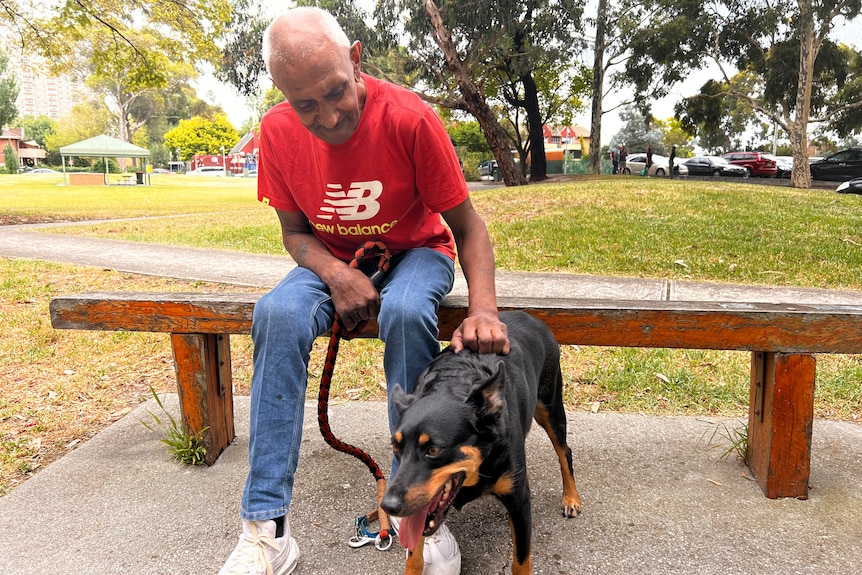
[398,504,431,552]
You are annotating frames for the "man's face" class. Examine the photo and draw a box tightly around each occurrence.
[274,42,365,145]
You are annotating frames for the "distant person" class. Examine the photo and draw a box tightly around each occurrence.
[619,144,627,174]
[646,144,654,176]
[610,146,619,174]
[218,7,509,575]
[669,145,677,179]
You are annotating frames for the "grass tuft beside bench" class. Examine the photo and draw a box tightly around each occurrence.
[50,292,862,499]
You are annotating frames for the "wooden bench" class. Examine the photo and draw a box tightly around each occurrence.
[49,292,862,499]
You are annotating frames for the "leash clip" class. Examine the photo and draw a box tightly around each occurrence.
[347,515,394,551]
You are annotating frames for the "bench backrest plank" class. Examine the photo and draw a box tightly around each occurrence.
[49,292,862,354]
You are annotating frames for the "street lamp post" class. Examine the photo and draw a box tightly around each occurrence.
[221,146,226,177]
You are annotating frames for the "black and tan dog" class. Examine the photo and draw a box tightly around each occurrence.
[381,311,582,575]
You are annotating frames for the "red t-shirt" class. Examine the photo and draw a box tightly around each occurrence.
[258,74,467,262]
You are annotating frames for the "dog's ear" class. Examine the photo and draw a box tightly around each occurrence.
[390,383,416,416]
[467,360,507,416]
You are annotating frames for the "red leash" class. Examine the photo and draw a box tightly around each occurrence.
[317,240,394,549]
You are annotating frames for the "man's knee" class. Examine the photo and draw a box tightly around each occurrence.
[378,296,437,338]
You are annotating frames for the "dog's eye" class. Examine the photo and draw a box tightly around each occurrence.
[426,446,441,457]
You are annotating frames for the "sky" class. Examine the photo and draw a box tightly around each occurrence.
[198,9,860,146]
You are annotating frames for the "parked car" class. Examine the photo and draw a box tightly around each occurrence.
[186,166,227,176]
[836,177,862,195]
[476,160,497,179]
[623,153,688,177]
[151,168,172,174]
[22,168,59,174]
[809,147,862,182]
[774,156,793,178]
[682,156,748,177]
[477,159,497,180]
[721,151,777,177]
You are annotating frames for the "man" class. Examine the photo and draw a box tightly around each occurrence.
[219,7,510,575]
[669,144,677,179]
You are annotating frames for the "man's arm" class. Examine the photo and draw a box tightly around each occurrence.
[441,198,510,355]
[276,209,379,330]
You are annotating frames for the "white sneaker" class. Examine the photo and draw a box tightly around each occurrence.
[219,518,300,575]
[422,523,461,575]
[392,517,461,575]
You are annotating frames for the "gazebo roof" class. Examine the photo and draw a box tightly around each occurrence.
[60,135,150,158]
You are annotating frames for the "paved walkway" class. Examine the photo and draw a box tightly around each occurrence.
[3,223,862,304]
[2,222,862,574]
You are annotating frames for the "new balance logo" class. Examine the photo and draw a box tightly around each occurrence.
[318,181,382,221]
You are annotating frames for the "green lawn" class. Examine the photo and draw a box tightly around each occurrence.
[0,173,260,220]
[7,174,861,291]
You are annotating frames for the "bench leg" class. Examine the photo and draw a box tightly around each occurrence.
[170,333,236,465]
[747,352,815,499]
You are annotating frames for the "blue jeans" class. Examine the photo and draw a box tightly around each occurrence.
[240,248,455,521]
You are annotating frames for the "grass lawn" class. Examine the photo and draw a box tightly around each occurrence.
[21,175,862,290]
[1,173,860,495]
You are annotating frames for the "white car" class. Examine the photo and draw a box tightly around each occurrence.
[186,166,227,176]
[623,153,688,177]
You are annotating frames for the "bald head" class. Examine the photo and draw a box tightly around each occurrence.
[263,7,351,78]
[262,7,366,145]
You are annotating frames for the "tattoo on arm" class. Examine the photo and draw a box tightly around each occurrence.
[292,239,310,265]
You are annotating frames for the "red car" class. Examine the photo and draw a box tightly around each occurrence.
[721,151,778,177]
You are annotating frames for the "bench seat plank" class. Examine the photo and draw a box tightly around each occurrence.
[50,292,862,353]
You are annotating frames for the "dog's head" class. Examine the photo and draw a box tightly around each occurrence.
[381,349,509,551]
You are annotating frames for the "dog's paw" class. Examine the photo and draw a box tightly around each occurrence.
[561,496,582,518]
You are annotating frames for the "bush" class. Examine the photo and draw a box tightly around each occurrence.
[91,158,120,173]
[3,144,17,174]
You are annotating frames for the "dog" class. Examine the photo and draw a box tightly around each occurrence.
[381,310,582,575]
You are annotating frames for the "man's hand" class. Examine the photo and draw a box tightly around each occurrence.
[450,312,510,355]
[328,265,380,331]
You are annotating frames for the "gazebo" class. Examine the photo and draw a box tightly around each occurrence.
[59,135,151,186]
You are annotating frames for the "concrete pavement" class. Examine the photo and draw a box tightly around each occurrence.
[2,222,862,574]
[2,397,861,575]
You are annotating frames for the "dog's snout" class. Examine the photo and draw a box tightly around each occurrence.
[381,489,405,516]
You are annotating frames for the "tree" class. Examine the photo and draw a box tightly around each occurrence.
[656,116,695,158]
[448,121,492,155]
[0,48,18,129]
[43,102,114,165]
[484,1,588,181]
[2,1,231,146]
[414,0,527,186]
[164,115,239,161]
[3,143,17,173]
[587,0,609,175]
[626,0,862,188]
[386,1,586,185]
[216,0,271,98]
[2,1,230,63]
[16,115,56,148]
[70,28,199,143]
[611,105,663,153]
[585,1,677,174]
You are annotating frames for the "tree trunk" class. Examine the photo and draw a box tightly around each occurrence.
[588,0,608,175]
[790,0,815,189]
[522,72,547,181]
[423,0,528,186]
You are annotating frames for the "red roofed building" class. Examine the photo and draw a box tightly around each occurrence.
[228,129,260,175]
[0,128,47,171]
